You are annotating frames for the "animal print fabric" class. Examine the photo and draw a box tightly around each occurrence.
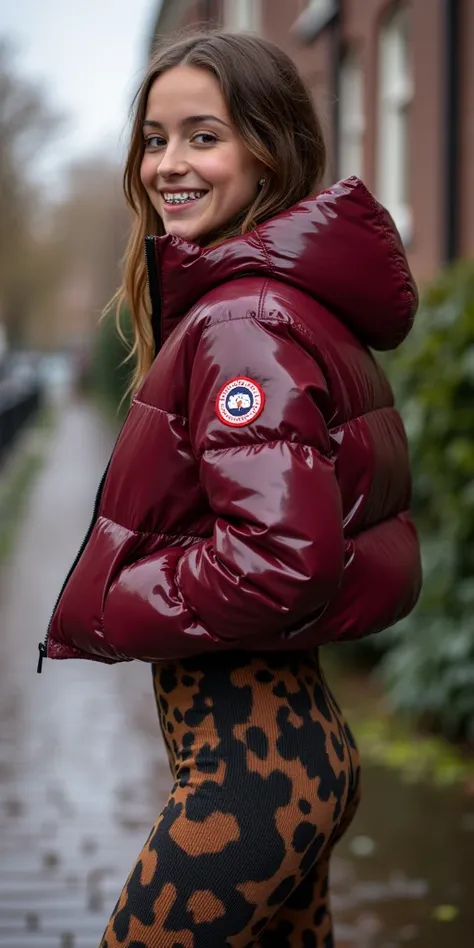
[100,650,360,947]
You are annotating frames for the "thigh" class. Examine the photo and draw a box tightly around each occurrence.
[99,780,327,948]
[254,855,333,948]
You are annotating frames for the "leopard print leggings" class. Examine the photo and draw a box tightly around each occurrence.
[100,650,360,947]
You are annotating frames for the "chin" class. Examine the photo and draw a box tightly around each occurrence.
[166,225,201,242]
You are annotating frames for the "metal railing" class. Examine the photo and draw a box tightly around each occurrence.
[0,384,42,468]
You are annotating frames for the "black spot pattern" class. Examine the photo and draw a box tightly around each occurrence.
[159,666,178,694]
[100,651,360,948]
[313,682,333,723]
[251,916,269,935]
[300,831,326,876]
[258,918,294,946]
[285,871,315,911]
[267,875,297,906]
[292,821,317,853]
[330,729,344,761]
[195,743,219,774]
[313,904,327,926]
[245,726,269,759]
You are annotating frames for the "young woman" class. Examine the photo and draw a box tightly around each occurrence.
[41,30,422,948]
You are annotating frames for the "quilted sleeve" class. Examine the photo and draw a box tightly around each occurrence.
[101,316,344,659]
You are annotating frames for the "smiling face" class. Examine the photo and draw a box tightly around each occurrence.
[140,65,264,244]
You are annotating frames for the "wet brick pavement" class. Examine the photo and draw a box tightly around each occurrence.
[0,401,171,947]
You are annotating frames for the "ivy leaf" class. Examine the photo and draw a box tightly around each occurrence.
[432,905,459,922]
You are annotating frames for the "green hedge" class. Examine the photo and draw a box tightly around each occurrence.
[379,261,474,742]
[90,308,134,423]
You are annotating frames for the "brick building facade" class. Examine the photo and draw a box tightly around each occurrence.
[151,0,474,286]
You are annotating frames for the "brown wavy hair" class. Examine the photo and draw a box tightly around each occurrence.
[111,30,326,393]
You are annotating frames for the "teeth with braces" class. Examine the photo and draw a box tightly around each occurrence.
[163,191,206,204]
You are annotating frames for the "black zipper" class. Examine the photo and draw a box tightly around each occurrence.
[37,237,163,674]
[37,464,110,673]
[145,235,163,352]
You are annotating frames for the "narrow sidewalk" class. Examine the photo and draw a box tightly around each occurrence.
[0,399,170,948]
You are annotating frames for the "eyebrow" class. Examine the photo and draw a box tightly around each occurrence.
[142,114,230,129]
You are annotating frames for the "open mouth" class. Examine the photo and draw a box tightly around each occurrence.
[161,190,208,208]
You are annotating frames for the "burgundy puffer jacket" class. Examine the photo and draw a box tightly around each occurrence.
[42,177,422,670]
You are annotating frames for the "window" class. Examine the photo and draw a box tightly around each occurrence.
[295,0,339,42]
[377,5,413,243]
[305,0,338,22]
[338,49,365,180]
[223,0,260,32]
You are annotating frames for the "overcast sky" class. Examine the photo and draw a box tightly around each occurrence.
[1,0,161,191]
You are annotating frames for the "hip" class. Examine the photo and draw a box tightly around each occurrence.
[152,648,360,830]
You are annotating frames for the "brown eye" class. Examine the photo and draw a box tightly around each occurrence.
[192,132,218,145]
[145,135,166,149]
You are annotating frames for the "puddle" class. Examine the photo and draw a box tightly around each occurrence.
[325,663,474,947]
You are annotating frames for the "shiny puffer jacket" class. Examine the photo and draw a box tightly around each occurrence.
[43,177,422,670]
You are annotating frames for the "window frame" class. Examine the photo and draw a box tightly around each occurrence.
[337,46,366,181]
[376,3,413,245]
[223,0,261,32]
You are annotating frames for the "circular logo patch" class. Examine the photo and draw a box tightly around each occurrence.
[215,377,265,427]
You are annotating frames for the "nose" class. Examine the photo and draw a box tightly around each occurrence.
[156,140,188,179]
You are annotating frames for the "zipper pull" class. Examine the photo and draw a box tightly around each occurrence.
[37,642,47,674]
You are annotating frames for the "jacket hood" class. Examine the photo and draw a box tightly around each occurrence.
[151,176,418,352]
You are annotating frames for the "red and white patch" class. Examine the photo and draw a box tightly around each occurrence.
[215,377,265,427]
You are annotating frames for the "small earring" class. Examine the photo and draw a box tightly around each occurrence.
[258,177,266,189]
